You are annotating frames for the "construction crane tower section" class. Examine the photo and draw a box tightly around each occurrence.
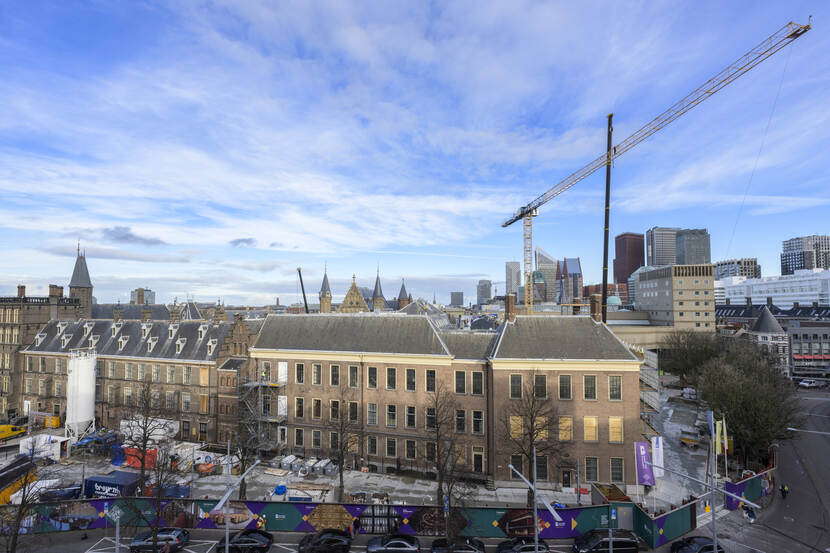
[502,19,811,314]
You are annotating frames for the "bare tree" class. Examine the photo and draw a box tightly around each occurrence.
[231,411,259,501]
[499,372,564,506]
[424,382,465,509]
[660,330,720,386]
[324,385,363,502]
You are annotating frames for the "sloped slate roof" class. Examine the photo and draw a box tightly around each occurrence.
[320,272,331,295]
[372,274,384,300]
[25,319,231,361]
[180,301,202,320]
[439,331,498,360]
[493,316,636,360]
[750,305,785,334]
[218,358,246,372]
[91,304,171,320]
[254,314,450,356]
[69,254,92,288]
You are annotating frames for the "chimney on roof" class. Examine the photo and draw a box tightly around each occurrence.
[745,297,752,307]
[813,301,819,308]
[169,303,181,323]
[590,293,602,323]
[17,285,25,298]
[141,306,152,322]
[113,303,123,322]
[725,298,731,305]
[505,293,516,323]
[48,284,63,298]
[793,301,799,309]
[766,296,773,307]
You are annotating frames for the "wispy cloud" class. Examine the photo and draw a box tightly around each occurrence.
[229,238,257,248]
[100,226,165,245]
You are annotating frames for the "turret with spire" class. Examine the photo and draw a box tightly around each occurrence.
[371,268,385,312]
[319,264,332,314]
[338,274,370,313]
[69,242,93,319]
[397,280,410,310]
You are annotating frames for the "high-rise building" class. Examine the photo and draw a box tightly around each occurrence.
[535,247,559,302]
[130,287,156,305]
[556,258,583,303]
[613,233,644,284]
[476,280,492,306]
[781,235,830,275]
[675,229,711,265]
[718,269,830,308]
[646,227,679,266]
[505,262,521,296]
[635,264,715,330]
[713,258,761,280]
[450,291,464,307]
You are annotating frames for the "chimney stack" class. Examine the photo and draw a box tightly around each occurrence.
[590,293,602,323]
[745,297,752,307]
[48,284,63,298]
[505,293,516,322]
[766,296,773,307]
[17,285,25,298]
[113,304,123,322]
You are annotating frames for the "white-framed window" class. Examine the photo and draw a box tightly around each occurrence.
[610,458,624,483]
[386,404,397,427]
[367,403,377,425]
[585,457,599,482]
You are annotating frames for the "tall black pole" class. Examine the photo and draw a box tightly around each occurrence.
[601,114,613,324]
[297,267,309,314]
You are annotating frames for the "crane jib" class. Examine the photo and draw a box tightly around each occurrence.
[501,20,810,228]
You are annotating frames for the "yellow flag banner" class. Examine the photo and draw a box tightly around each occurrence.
[715,421,723,455]
[722,418,729,454]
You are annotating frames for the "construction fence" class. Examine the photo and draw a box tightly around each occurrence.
[4,496,702,545]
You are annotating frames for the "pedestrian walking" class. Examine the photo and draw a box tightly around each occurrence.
[161,540,172,553]
[779,483,789,499]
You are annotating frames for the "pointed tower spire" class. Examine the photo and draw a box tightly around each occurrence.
[372,269,385,312]
[397,279,410,310]
[319,264,332,313]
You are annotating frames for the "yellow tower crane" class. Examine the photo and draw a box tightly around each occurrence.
[503,19,811,316]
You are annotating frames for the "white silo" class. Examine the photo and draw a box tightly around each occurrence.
[65,349,97,440]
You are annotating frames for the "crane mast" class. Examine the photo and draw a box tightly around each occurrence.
[504,20,811,314]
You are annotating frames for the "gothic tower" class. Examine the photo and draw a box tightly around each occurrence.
[319,267,332,314]
[397,280,410,310]
[68,246,93,319]
[372,270,385,312]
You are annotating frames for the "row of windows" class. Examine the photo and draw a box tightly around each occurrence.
[0,327,20,344]
[509,454,624,483]
[293,398,485,434]
[0,309,20,323]
[509,374,623,401]
[291,364,483,395]
[292,430,485,471]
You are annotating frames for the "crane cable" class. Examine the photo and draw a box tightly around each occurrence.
[725,42,794,257]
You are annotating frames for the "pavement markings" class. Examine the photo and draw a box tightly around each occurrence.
[86,537,216,553]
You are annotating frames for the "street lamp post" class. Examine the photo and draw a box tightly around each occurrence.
[508,446,563,553]
[214,444,260,553]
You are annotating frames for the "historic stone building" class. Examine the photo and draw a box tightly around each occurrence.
[1,250,92,416]
[250,313,643,487]
[19,316,257,443]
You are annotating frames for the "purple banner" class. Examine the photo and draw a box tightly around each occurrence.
[635,441,655,486]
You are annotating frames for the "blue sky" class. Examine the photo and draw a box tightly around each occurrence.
[1,1,828,306]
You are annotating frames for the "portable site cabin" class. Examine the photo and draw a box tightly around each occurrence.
[19,434,72,462]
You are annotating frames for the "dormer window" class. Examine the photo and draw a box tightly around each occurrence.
[141,323,152,339]
[35,333,46,347]
[168,324,179,339]
[175,337,186,354]
[112,322,123,338]
[61,334,73,349]
[207,338,218,356]
[57,322,68,335]
[118,336,129,350]
[88,335,99,348]
[198,324,208,340]
[147,337,158,353]
[83,322,94,335]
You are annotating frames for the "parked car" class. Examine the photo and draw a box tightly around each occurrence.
[572,529,640,553]
[430,537,486,553]
[39,482,82,501]
[799,379,821,388]
[297,529,352,553]
[497,536,550,552]
[129,528,190,552]
[367,533,421,553]
[670,536,726,553]
[217,529,274,552]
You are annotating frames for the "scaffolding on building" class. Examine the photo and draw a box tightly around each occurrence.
[239,361,287,453]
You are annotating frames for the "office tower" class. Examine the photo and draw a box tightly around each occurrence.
[646,227,679,266]
[505,262,521,296]
[780,235,830,275]
[450,291,464,307]
[476,280,492,305]
[675,229,711,265]
[535,247,558,301]
[613,233,645,284]
[713,258,761,280]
